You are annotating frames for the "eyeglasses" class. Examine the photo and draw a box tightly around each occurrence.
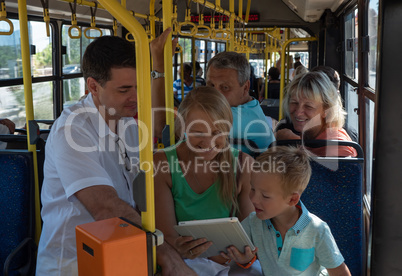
[116,137,132,172]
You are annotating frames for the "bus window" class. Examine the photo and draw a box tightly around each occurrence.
[368,0,379,89]
[344,82,359,140]
[345,8,358,80]
[31,21,53,78]
[0,82,54,128]
[61,25,112,107]
[0,19,22,79]
[365,99,375,205]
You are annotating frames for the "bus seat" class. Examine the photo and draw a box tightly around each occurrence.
[0,151,36,276]
[0,135,46,192]
[302,158,364,276]
[269,140,365,275]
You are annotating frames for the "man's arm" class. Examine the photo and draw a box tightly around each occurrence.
[150,27,178,140]
[0,118,15,133]
[75,185,142,225]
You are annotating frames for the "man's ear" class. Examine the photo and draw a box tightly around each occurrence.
[243,79,250,96]
[288,193,300,206]
[87,77,99,96]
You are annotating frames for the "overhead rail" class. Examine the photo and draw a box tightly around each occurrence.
[0,0,13,35]
[83,2,102,39]
[59,0,162,22]
[40,0,50,37]
[68,0,81,38]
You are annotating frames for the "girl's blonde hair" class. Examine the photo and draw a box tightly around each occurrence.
[283,71,346,129]
[175,86,239,212]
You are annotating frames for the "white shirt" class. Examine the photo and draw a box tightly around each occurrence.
[0,124,10,149]
[36,94,139,275]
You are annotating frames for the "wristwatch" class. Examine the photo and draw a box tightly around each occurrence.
[151,70,165,80]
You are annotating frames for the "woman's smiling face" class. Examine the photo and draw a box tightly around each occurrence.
[288,93,326,135]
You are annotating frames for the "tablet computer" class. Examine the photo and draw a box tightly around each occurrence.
[174,217,255,258]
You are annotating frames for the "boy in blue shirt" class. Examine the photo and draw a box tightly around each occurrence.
[222,146,351,276]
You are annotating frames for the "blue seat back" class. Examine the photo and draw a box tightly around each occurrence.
[301,158,364,276]
[0,150,35,276]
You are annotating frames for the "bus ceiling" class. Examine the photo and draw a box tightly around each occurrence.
[3,0,353,34]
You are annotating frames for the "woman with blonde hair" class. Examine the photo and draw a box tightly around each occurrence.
[275,71,357,157]
[154,86,256,275]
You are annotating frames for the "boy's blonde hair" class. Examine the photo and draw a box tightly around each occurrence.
[254,146,312,197]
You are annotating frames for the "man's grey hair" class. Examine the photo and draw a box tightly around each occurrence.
[206,52,250,86]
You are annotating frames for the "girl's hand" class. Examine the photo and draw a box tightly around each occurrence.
[174,236,212,259]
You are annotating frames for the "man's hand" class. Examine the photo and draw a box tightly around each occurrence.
[0,118,15,133]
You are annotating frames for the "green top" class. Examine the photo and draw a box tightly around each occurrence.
[162,144,239,222]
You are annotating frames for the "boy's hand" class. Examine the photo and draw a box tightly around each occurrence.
[220,245,257,265]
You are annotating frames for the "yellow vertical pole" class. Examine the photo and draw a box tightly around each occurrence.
[192,37,196,88]
[238,0,243,19]
[18,0,41,244]
[162,0,174,145]
[228,0,235,51]
[97,0,156,271]
[149,0,156,41]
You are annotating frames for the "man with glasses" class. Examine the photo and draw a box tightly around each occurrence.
[36,28,196,276]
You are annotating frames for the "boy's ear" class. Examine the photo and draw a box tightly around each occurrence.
[288,193,300,206]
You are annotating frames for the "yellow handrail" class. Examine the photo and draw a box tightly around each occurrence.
[0,1,13,35]
[194,14,212,39]
[68,0,81,39]
[40,0,50,37]
[83,2,102,39]
[177,9,197,37]
[97,0,156,271]
[18,0,41,244]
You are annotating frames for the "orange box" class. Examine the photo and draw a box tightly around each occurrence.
[76,217,151,276]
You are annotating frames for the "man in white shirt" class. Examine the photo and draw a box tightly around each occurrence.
[36,28,195,276]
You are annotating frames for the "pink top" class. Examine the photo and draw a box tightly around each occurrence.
[307,128,358,157]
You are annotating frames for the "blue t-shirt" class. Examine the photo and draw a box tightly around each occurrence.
[230,98,275,155]
[173,79,193,101]
[241,201,344,276]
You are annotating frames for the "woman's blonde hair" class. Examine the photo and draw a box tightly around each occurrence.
[175,86,238,212]
[283,71,346,129]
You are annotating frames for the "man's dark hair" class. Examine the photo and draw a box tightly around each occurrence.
[311,66,340,90]
[82,36,136,86]
[268,67,280,80]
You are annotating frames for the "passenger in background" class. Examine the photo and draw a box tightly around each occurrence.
[294,53,302,69]
[206,52,275,156]
[190,61,206,86]
[222,146,351,276]
[249,65,258,99]
[154,87,258,275]
[292,65,308,79]
[259,67,281,100]
[0,118,15,149]
[275,71,357,157]
[173,62,194,101]
[311,66,358,143]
